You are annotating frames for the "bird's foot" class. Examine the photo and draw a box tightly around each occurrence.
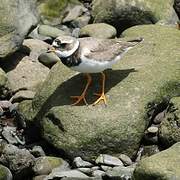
[93,92,107,106]
[71,93,88,106]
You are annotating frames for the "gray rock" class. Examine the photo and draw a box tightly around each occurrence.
[10,90,35,103]
[80,23,117,39]
[174,0,180,20]
[62,5,88,23]
[73,157,93,168]
[142,145,160,158]
[119,154,133,166]
[0,144,35,178]
[30,146,46,157]
[33,175,47,180]
[22,39,50,60]
[92,0,178,34]
[100,165,113,172]
[0,68,8,98]
[61,177,102,180]
[33,156,69,176]
[153,110,166,124]
[92,170,105,177]
[7,56,49,92]
[105,165,135,180]
[38,25,69,38]
[2,127,18,144]
[45,170,89,180]
[38,52,60,68]
[147,126,159,134]
[0,164,12,180]
[91,166,100,171]
[78,168,92,175]
[159,97,180,147]
[96,154,123,166]
[0,0,39,58]
[133,142,180,180]
[72,15,91,28]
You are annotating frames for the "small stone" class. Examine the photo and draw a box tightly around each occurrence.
[92,170,105,177]
[147,126,159,134]
[119,154,133,166]
[96,154,123,166]
[153,111,166,124]
[38,52,59,68]
[30,146,46,157]
[73,157,93,168]
[45,170,89,180]
[2,127,18,144]
[38,25,69,38]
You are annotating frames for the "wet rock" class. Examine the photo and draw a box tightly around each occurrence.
[0,144,35,178]
[45,170,89,180]
[92,0,178,34]
[0,0,39,58]
[38,25,69,38]
[22,39,50,60]
[96,154,123,166]
[133,142,180,180]
[7,56,49,92]
[73,157,93,168]
[92,170,105,177]
[159,97,180,147]
[38,52,59,68]
[80,23,117,38]
[30,146,46,157]
[0,164,12,180]
[105,165,135,180]
[119,154,133,166]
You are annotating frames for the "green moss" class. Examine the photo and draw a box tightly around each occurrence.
[40,0,80,18]
[47,156,63,168]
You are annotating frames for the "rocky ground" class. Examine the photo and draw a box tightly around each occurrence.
[0,0,180,180]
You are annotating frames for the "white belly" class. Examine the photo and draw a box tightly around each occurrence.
[70,55,121,73]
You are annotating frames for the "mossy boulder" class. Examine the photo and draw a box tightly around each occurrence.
[0,0,39,58]
[18,25,180,160]
[133,142,180,180]
[92,0,178,34]
[0,165,12,180]
[159,97,180,147]
[38,0,81,25]
[80,23,117,38]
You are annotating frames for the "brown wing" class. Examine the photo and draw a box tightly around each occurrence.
[78,37,137,62]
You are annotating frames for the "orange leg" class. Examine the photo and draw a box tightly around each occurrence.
[93,72,107,106]
[71,73,92,105]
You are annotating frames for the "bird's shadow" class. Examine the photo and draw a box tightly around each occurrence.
[38,68,137,116]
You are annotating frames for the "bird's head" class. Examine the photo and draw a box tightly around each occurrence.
[48,36,80,58]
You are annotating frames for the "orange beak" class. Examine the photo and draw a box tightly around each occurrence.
[47,46,56,53]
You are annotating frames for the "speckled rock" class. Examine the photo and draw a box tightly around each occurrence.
[92,0,178,34]
[18,25,180,161]
[133,142,180,180]
[0,0,39,58]
[80,23,117,38]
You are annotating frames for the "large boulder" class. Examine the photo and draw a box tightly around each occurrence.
[133,142,180,180]
[0,0,39,58]
[19,25,180,160]
[92,0,178,34]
